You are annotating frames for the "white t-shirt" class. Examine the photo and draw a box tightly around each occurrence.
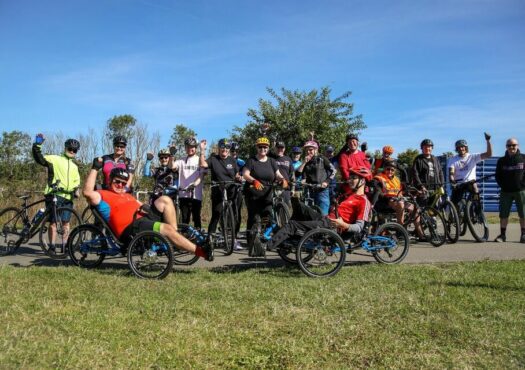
[174,155,205,200]
[448,153,482,183]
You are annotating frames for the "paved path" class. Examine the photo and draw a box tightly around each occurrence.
[1,224,524,271]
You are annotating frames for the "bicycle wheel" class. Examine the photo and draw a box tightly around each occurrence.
[372,222,410,264]
[457,199,468,236]
[420,207,447,247]
[39,207,82,259]
[217,204,235,256]
[172,224,200,265]
[296,228,346,278]
[0,207,25,256]
[275,202,291,228]
[127,231,174,279]
[466,200,489,242]
[442,200,459,244]
[67,224,107,268]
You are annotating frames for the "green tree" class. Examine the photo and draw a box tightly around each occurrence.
[397,148,420,169]
[0,130,32,178]
[231,87,365,158]
[170,124,197,156]
[106,114,137,141]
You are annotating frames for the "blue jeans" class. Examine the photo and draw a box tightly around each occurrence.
[313,188,330,216]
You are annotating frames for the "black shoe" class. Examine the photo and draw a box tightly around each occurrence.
[203,239,214,262]
[250,238,266,257]
[520,234,525,244]
[494,234,506,243]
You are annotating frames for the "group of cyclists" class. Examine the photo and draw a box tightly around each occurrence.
[26,127,525,263]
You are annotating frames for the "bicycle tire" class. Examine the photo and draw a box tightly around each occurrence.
[457,199,468,236]
[218,203,235,256]
[296,228,346,278]
[127,230,174,279]
[67,224,107,268]
[0,207,25,256]
[466,199,489,242]
[421,206,447,247]
[372,222,410,264]
[81,205,95,224]
[39,206,82,259]
[172,224,200,265]
[441,200,460,244]
[275,202,291,228]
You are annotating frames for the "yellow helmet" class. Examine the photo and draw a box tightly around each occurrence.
[255,137,270,146]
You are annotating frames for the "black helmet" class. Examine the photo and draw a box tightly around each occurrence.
[346,133,359,142]
[109,167,129,181]
[420,139,433,148]
[218,138,231,149]
[64,138,80,150]
[383,159,397,168]
[184,137,198,147]
[230,141,239,151]
[275,141,285,148]
[113,135,127,146]
[455,139,468,148]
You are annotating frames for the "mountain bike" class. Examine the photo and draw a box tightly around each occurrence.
[0,181,82,258]
[210,181,242,256]
[427,186,460,244]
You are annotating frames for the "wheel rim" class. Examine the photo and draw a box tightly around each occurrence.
[297,231,345,277]
[373,224,409,263]
[68,225,107,267]
[0,208,24,255]
[128,232,172,279]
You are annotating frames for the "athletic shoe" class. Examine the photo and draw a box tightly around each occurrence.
[494,234,506,243]
[204,237,214,262]
[233,240,243,251]
[520,234,525,244]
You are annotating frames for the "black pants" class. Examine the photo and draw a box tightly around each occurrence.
[234,191,244,235]
[179,198,202,229]
[245,195,273,232]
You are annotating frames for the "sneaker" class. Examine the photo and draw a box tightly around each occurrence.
[494,234,506,243]
[203,239,214,262]
[520,234,525,244]
[233,240,243,251]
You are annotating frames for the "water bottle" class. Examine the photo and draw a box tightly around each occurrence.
[263,223,277,241]
[32,208,45,224]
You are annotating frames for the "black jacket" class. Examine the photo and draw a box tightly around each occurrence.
[495,150,525,192]
[411,154,444,189]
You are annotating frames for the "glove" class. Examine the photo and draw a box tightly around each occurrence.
[91,157,103,171]
[484,132,491,141]
[169,146,177,156]
[35,133,45,145]
[281,179,289,189]
[361,142,368,152]
[146,153,154,161]
[253,180,264,191]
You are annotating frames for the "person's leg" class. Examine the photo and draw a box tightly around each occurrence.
[497,191,512,241]
[192,199,202,229]
[389,199,405,224]
[314,189,330,215]
[516,190,525,242]
[208,193,223,235]
[153,195,178,230]
[267,219,327,250]
[179,198,191,224]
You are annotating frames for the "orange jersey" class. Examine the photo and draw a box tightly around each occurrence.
[96,190,142,237]
[375,173,402,197]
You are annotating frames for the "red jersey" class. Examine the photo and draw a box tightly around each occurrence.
[328,193,371,224]
[96,190,142,237]
[339,150,371,181]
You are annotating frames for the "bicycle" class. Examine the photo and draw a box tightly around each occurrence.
[452,174,492,242]
[210,181,242,256]
[299,183,324,214]
[427,186,460,244]
[0,181,82,258]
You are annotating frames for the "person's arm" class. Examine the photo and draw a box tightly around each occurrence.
[495,158,503,187]
[339,152,349,180]
[411,159,424,189]
[324,157,336,182]
[448,158,456,183]
[143,153,153,177]
[32,134,50,168]
[435,157,444,186]
[199,140,208,168]
[480,133,493,160]
[83,169,102,206]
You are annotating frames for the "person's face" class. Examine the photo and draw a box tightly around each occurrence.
[230,150,238,158]
[276,146,285,156]
[384,167,396,179]
[186,145,197,156]
[293,152,301,160]
[256,145,269,156]
[422,145,433,156]
[348,174,362,191]
[114,144,126,156]
[326,151,334,158]
[65,147,78,158]
[219,146,230,158]
[347,139,358,151]
[506,140,519,155]
[456,146,467,156]
[159,155,170,165]
[111,177,127,193]
[306,147,317,156]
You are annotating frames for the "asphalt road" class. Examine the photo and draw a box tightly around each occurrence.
[1,224,524,273]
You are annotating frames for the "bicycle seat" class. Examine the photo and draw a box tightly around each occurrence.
[17,194,31,200]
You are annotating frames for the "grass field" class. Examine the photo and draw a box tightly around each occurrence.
[0,261,524,369]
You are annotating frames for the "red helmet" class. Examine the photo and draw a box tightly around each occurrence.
[348,166,372,181]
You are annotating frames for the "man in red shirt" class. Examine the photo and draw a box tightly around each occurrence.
[82,167,214,261]
[266,166,372,250]
[338,133,371,194]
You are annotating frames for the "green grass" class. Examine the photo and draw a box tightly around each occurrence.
[1,261,524,369]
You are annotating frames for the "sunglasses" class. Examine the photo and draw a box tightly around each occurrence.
[257,146,269,150]
[67,147,78,153]
[219,145,231,150]
[349,175,360,180]
[115,145,126,149]
[507,144,518,148]
[384,167,395,171]
[112,179,127,186]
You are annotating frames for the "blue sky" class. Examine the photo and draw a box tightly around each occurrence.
[1,0,524,156]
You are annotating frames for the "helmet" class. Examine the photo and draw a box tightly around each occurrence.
[382,145,394,155]
[230,141,239,151]
[383,159,397,169]
[346,133,359,142]
[113,135,127,146]
[348,166,373,181]
[184,137,198,147]
[218,138,231,149]
[275,141,285,148]
[455,139,468,149]
[303,140,319,149]
[325,145,335,153]
[255,137,270,146]
[109,167,130,182]
[64,138,80,150]
[158,148,170,157]
[292,146,302,154]
[420,139,433,148]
